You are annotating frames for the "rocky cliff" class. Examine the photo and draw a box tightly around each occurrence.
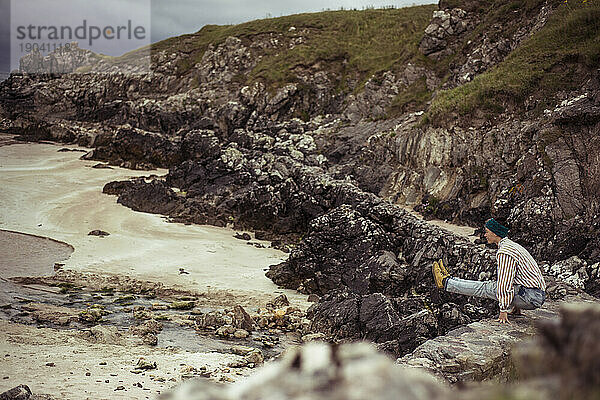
[2,0,597,262]
[1,0,599,361]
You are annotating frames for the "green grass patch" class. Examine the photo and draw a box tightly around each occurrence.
[102,0,599,126]
[245,7,435,92]
[426,0,600,124]
[74,65,93,73]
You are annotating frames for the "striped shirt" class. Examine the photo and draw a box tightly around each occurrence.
[496,237,546,312]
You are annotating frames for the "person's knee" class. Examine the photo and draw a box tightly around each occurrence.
[524,287,545,308]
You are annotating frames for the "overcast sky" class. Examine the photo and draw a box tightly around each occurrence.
[149,0,436,42]
[1,0,436,73]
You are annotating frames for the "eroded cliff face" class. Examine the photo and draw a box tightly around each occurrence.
[1,0,598,358]
[339,89,600,265]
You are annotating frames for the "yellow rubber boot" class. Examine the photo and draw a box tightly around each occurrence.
[432,261,448,289]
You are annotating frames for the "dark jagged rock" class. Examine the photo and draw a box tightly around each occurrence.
[82,125,182,169]
[88,230,110,237]
[267,205,400,294]
[266,294,290,309]
[307,290,439,354]
[96,123,331,235]
[102,180,135,196]
[180,129,222,161]
[104,178,182,215]
[91,163,113,169]
[267,196,497,297]
[232,305,254,332]
[306,286,497,358]
[234,232,252,241]
[0,385,31,400]
[419,8,474,60]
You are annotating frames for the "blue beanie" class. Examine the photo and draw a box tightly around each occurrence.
[485,218,509,238]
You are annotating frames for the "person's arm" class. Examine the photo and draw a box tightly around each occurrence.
[496,253,517,323]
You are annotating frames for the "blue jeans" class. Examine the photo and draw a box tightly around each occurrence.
[445,278,546,310]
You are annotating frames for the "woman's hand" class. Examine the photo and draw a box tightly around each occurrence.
[497,311,510,324]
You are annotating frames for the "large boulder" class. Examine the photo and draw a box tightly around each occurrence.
[308,291,439,355]
[267,205,400,294]
[419,9,472,59]
[103,178,182,215]
[83,125,183,169]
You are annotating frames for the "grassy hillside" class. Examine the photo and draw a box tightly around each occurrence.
[148,5,436,92]
[114,0,598,123]
[426,0,600,124]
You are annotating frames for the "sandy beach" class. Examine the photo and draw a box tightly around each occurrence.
[0,139,309,399]
[0,141,306,306]
[0,320,242,400]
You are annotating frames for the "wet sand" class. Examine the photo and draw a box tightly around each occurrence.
[0,230,73,278]
[0,320,241,400]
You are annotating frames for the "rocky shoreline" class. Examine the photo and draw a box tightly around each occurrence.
[14,125,595,360]
[0,141,315,399]
[160,302,600,400]
[0,268,317,399]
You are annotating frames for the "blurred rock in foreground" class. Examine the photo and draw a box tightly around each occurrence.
[160,342,449,400]
[510,302,600,400]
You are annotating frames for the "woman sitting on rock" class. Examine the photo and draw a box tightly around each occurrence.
[432,218,546,324]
